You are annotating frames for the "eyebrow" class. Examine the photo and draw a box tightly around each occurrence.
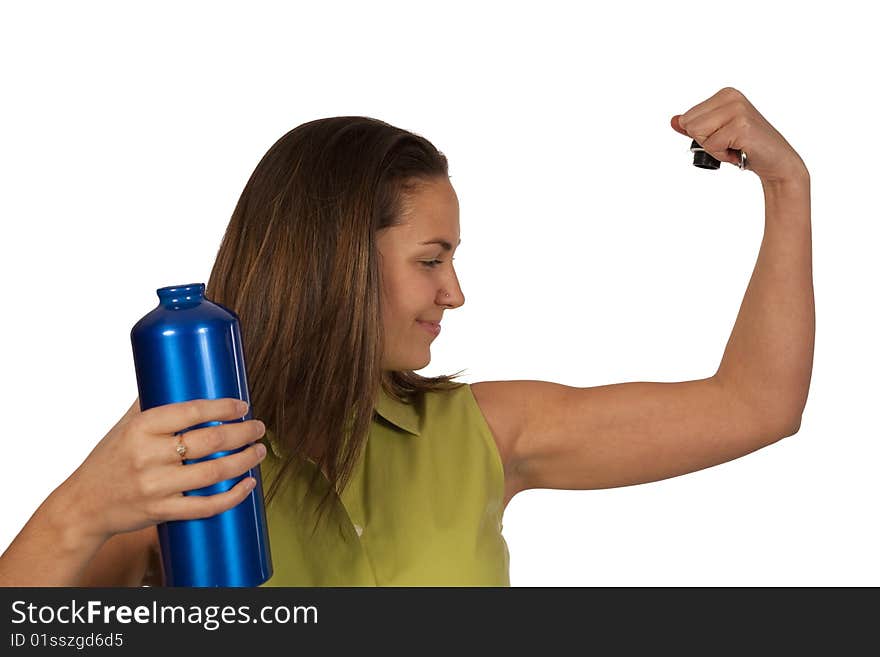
[419,238,462,251]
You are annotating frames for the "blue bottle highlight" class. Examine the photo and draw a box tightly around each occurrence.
[130,283,273,587]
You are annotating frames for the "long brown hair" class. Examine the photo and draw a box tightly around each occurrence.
[206,117,465,533]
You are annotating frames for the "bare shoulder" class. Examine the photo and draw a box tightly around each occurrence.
[469,380,552,460]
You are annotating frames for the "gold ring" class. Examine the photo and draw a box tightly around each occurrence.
[175,435,188,461]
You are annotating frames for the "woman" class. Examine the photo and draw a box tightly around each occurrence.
[0,87,814,586]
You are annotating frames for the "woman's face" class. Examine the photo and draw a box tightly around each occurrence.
[377,176,464,371]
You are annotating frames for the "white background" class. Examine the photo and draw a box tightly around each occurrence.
[1,1,877,586]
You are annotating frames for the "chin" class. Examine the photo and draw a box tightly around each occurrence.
[408,351,432,372]
[384,352,431,372]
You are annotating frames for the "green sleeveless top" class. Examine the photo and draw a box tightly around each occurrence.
[257,383,510,586]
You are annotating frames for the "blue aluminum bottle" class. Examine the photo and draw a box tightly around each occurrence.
[130,283,273,587]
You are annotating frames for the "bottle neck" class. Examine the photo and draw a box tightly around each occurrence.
[157,283,205,309]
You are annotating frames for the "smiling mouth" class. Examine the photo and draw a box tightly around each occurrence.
[416,320,441,336]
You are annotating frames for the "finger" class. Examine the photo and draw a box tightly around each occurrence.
[169,442,267,495]
[670,115,688,136]
[682,101,740,145]
[156,476,259,521]
[139,398,248,436]
[699,121,743,166]
[679,87,740,128]
[172,419,266,463]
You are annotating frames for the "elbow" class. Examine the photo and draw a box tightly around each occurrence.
[780,413,802,438]
[766,395,806,439]
[783,390,810,437]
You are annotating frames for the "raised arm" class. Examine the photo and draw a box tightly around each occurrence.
[675,87,813,434]
[713,175,812,428]
[472,88,813,498]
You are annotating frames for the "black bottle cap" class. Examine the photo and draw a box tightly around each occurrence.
[690,139,720,170]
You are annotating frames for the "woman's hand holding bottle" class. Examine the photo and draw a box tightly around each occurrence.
[0,397,268,586]
[56,397,268,544]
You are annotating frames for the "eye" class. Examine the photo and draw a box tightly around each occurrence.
[420,257,456,268]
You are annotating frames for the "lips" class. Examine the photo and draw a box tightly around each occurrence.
[416,320,441,336]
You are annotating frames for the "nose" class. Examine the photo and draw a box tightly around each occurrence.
[438,269,465,308]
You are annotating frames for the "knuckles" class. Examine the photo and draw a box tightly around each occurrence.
[720,86,743,99]
[126,414,146,437]
[205,426,225,452]
[129,448,151,473]
[185,402,202,430]
[203,459,225,484]
[134,473,158,499]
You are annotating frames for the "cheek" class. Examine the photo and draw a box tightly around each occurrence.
[383,272,427,319]
[381,287,412,330]
[385,298,417,327]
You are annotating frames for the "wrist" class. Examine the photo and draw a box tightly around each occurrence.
[760,169,811,233]
[42,481,110,556]
[761,165,811,196]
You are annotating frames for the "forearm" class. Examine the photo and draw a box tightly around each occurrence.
[714,173,814,433]
[0,484,107,587]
